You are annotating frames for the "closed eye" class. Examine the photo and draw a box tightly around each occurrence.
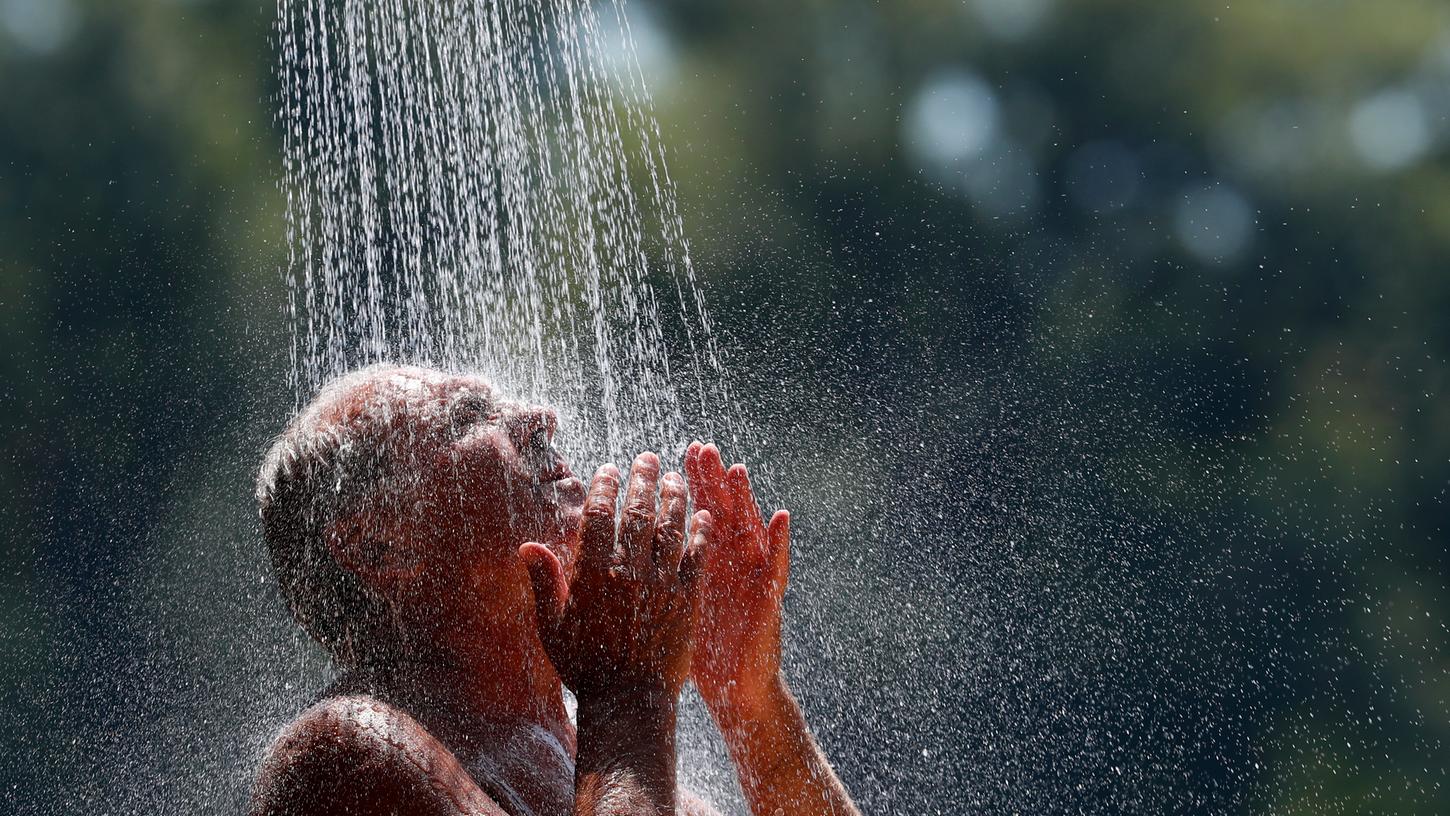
[450,394,497,435]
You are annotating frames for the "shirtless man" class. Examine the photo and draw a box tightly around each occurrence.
[250,365,859,816]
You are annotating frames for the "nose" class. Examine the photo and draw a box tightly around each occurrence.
[507,404,558,448]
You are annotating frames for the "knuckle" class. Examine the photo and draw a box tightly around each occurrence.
[655,519,684,543]
[583,502,615,521]
[621,505,655,528]
[610,567,645,591]
[583,520,611,537]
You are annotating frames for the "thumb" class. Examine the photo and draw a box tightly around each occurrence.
[519,542,566,639]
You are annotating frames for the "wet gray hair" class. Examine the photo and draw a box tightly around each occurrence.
[255,366,407,666]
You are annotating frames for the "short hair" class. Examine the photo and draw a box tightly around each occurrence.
[256,366,408,666]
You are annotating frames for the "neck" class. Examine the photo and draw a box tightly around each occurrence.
[356,573,572,743]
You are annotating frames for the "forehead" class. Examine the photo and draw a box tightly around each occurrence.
[380,367,495,403]
[313,367,498,428]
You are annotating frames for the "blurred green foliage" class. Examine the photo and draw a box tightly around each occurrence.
[2,0,1446,813]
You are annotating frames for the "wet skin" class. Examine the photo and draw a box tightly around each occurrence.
[250,367,859,816]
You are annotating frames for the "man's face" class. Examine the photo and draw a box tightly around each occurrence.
[434,372,587,564]
[343,367,587,575]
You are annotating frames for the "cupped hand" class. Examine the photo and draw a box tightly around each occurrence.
[519,453,709,704]
[683,442,791,715]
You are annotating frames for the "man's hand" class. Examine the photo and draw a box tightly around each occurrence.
[520,453,707,700]
[682,442,789,717]
[684,442,860,816]
[519,452,708,816]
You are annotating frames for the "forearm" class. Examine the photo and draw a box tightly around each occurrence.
[574,692,679,816]
[708,673,860,816]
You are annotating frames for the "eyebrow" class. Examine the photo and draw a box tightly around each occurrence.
[451,384,495,405]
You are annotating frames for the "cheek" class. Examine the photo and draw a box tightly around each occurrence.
[450,433,516,493]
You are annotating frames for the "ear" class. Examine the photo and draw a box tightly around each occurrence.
[325,509,421,595]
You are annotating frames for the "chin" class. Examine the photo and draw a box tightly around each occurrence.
[537,475,586,512]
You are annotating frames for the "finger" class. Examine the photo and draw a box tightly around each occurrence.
[679,509,712,601]
[619,451,661,576]
[580,464,621,572]
[684,441,705,508]
[518,542,566,646]
[767,509,792,590]
[726,463,767,548]
[697,443,730,513]
[655,471,688,572]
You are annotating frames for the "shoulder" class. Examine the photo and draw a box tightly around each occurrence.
[266,694,432,760]
[250,695,506,816]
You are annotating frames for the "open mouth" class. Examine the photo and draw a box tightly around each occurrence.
[537,450,574,483]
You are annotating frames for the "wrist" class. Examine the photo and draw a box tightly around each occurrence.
[575,684,680,812]
[577,682,679,730]
[706,674,817,796]
[701,669,790,730]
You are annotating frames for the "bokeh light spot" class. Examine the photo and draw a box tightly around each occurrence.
[596,0,676,91]
[1174,183,1255,264]
[904,69,1002,169]
[1348,88,1433,172]
[0,0,78,55]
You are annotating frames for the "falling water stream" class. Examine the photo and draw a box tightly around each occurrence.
[277,0,735,467]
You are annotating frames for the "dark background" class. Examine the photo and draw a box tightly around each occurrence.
[3,1,1448,813]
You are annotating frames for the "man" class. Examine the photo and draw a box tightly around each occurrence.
[250,365,859,816]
